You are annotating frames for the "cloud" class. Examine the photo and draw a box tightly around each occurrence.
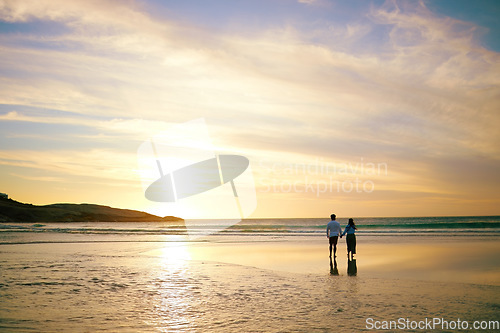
[0,110,179,140]
[0,148,138,183]
[0,0,163,32]
[1,0,498,155]
[297,0,317,4]
[9,173,64,183]
[0,0,499,215]
[0,110,85,124]
[1,0,497,143]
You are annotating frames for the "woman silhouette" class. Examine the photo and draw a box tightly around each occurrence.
[342,218,357,261]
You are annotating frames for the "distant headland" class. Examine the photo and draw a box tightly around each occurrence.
[0,195,182,223]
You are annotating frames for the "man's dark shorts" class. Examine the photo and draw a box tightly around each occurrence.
[329,236,338,245]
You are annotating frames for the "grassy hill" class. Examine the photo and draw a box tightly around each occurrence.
[0,197,182,223]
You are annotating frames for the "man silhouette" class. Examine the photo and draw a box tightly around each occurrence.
[326,214,342,258]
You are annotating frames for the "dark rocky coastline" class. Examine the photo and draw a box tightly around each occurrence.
[0,197,182,223]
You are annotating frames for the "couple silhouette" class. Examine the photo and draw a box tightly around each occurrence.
[326,214,357,276]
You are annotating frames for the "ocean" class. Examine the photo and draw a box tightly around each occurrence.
[1,216,499,243]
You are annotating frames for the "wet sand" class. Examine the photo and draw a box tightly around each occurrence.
[181,235,500,286]
[1,235,499,331]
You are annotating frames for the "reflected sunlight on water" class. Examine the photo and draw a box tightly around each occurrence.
[158,243,192,262]
[146,243,196,331]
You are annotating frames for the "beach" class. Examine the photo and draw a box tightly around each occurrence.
[2,0,500,331]
[1,229,499,332]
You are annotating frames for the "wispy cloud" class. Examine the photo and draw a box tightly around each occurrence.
[0,110,174,137]
[9,173,64,183]
[297,0,318,4]
[0,148,139,185]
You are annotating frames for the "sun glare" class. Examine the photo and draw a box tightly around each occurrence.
[159,243,192,263]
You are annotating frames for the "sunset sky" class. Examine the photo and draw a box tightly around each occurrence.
[0,0,499,218]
